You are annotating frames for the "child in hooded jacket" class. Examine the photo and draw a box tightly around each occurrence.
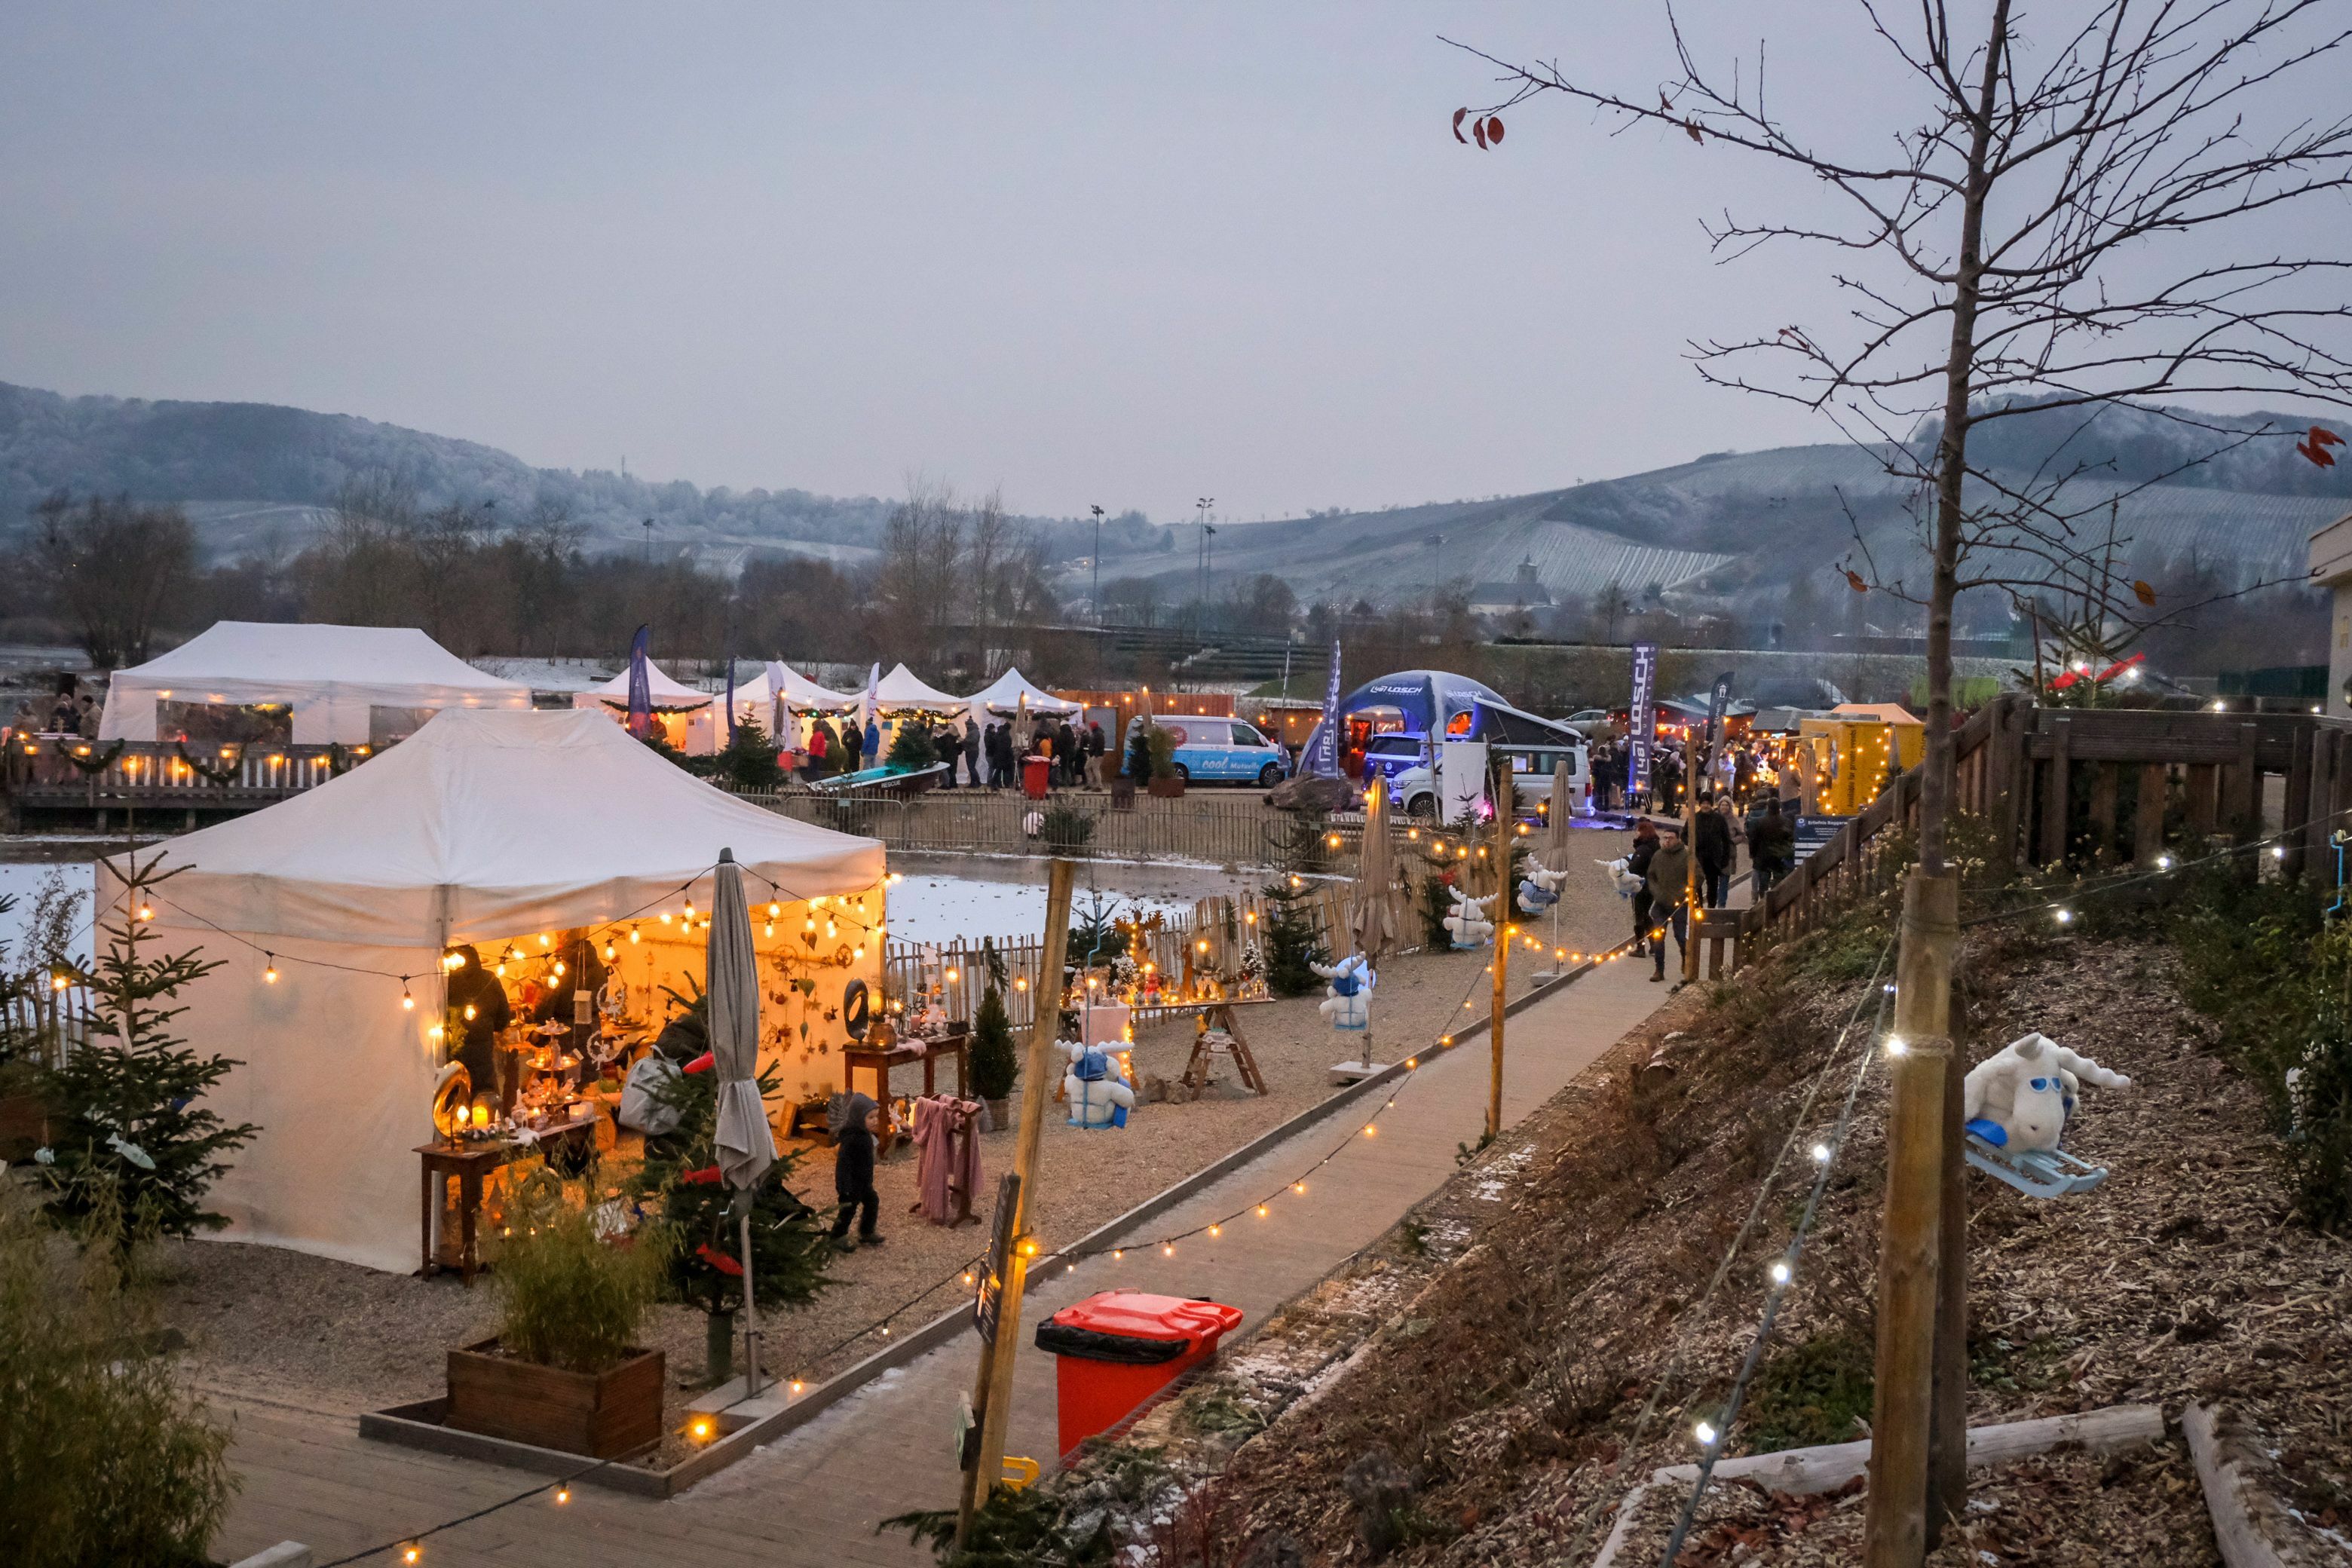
[828,1092,887,1249]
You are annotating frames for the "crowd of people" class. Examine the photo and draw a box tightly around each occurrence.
[784,710,1110,791]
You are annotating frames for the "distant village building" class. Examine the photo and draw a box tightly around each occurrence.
[1468,558,1556,618]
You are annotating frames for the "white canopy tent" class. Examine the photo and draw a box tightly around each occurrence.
[871,662,966,714]
[966,666,1081,718]
[730,663,858,730]
[121,707,885,1273]
[99,621,531,746]
[572,660,720,755]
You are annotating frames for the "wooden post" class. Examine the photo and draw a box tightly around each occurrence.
[955,856,1076,1546]
[2285,724,2312,881]
[1488,770,1509,1141]
[1987,698,2023,883]
[1683,730,1701,985]
[2134,763,2167,865]
[2039,715,2071,868]
[2305,733,2335,865]
[2231,721,2261,850]
[1865,871,1955,1568]
[1915,871,1968,1548]
[2087,762,2118,862]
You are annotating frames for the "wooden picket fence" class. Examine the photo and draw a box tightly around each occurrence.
[882,876,1421,1032]
[1,973,94,1068]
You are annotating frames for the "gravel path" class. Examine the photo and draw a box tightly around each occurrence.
[159,847,1648,1444]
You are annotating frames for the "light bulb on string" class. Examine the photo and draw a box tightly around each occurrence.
[1769,1260,1792,1286]
[263,955,278,984]
[629,924,640,944]
[401,981,415,1011]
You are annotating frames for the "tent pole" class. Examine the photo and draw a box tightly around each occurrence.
[740,1205,761,1397]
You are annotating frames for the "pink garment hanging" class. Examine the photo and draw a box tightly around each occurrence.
[908,1095,985,1226]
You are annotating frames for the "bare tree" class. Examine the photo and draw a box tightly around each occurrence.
[875,474,966,674]
[33,492,196,668]
[1452,6,2352,1561]
[1453,0,2351,867]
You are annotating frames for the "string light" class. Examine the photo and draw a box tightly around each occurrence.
[555,1487,570,1505]
[263,956,278,984]
[1884,1036,1906,1056]
[1769,1260,1792,1286]
[1694,1419,1720,1447]
[768,901,781,919]
[1162,1244,1174,1257]
[790,1380,805,1395]
[401,981,415,1011]
[2054,908,2075,925]
[1810,1141,1832,1164]
[1208,1224,1220,1237]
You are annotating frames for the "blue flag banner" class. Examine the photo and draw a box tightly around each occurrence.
[1304,641,1344,778]
[1626,642,1660,802]
[626,626,653,740]
[1704,671,1735,760]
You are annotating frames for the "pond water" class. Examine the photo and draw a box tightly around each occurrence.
[0,843,1278,969]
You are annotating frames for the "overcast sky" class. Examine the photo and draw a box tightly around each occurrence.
[0,5,2336,524]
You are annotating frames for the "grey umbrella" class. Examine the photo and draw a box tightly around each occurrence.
[707,847,774,1391]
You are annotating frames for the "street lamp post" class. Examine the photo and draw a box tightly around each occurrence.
[1090,504,1105,686]
[1196,498,1214,643]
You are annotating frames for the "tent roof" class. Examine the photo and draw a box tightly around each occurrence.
[580,660,714,709]
[765,663,859,711]
[968,666,1082,715]
[109,621,530,702]
[1829,702,1923,726]
[873,663,965,712]
[149,708,883,945]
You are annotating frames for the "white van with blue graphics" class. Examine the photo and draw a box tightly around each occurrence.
[1125,716,1290,787]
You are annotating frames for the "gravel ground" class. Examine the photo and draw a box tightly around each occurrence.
[157,859,1646,1456]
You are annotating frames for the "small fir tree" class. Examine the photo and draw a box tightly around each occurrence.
[38,854,256,1254]
[626,1055,832,1321]
[1257,874,1328,998]
[714,716,784,792]
[970,985,1018,1103]
[1124,724,1155,781]
[886,721,938,772]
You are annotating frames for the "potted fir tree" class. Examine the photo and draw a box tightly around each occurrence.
[1143,726,1185,798]
[626,1057,831,1386]
[444,1168,671,1458]
[970,983,1018,1127]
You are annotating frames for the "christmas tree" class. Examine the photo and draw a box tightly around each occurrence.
[626,1055,832,1322]
[1257,873,1328,998]
[713,715,785,792]
[886,720,938,772]
[38,853,256,1255]
[970,985,1018,1103]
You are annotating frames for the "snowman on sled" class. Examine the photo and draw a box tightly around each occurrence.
[1961,1031,2131,1198]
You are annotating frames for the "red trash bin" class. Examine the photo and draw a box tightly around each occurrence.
[1021,754,1052,800]
[1035,1291,1245,1458]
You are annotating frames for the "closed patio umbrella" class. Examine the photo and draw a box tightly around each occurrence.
[1339,776,1397,1074]
[708,847,775,1390]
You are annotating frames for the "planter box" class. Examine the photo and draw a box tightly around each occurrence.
[1109,776,1137,810]
[1147,775,1187,799]
[445,1339,665,1459]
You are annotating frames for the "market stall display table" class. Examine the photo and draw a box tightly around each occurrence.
[1128,997,1272,1099]
[843,1029,971,1104]
[416,1108,601,1285]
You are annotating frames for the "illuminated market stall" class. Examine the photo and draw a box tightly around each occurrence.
[114,707,886,1274]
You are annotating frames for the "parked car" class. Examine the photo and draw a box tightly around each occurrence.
[1561,709,1617,740]
[1125,716,1291,786]
[1393,740,1590,819]
[1358,732,1429,786]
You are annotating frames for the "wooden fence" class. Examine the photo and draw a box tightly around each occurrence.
[1716,695,2352,975]
[1,975,94,1068]
[757,788,1361,871]
[2,737,354,828]
[882,877,1422,1033]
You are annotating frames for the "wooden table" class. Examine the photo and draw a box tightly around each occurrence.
[416,1110,600,1285]
[1127,997,1273,1099]
[842,1030,971,1105]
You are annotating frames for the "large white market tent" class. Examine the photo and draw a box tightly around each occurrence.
[967,666,1082,717]
[127,707,885,1273]
[572,659,719,754]
[730,663,859,727]
[99,621,531,745]
[871,662,966,714]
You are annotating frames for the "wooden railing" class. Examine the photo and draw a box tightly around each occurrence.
[2,735,357,824]
[1720,694,2352,973]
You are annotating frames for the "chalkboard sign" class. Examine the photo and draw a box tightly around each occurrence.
[972,1171,1023,1348]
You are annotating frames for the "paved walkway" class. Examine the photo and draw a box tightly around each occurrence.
[215,951,1676,1566]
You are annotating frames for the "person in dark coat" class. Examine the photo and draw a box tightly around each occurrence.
[962,718,982,788]
[1086,720,1107,787]
[1692,794,1735,909]
[828,1092,885,1249]
[1627,817,1660,956]
[1750,797,1796,894]
[442,944,512,1104]
[1646,825,1692,982]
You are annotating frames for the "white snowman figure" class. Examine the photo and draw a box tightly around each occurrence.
[1963,1031,2130,1153]
[1517,858,1569,915]
[1061,1040,1135,1129]
[1443,888,1496,948]
[1311,953,1377,1031]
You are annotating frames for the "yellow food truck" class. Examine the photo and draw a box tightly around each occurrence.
[1796,703,1927,816]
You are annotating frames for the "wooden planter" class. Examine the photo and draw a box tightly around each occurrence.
[445,1339,665,1459]
[1147,774,1187,799]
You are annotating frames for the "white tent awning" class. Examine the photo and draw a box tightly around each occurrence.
[872,662,966,713]
[100,621,532,746]
[573,660,716,712]
[967,666,1082,716]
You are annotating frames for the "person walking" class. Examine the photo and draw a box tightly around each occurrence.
[1692,792,1734,909]
[1749,797,1796,896]
[1086,719,1107,788]
[1626,816,1661,957]
[802,721,830,782]
[1646,822,1692,983]
[961,716,982,789]
[827,1092,887,1251]
[861,715,882,770]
